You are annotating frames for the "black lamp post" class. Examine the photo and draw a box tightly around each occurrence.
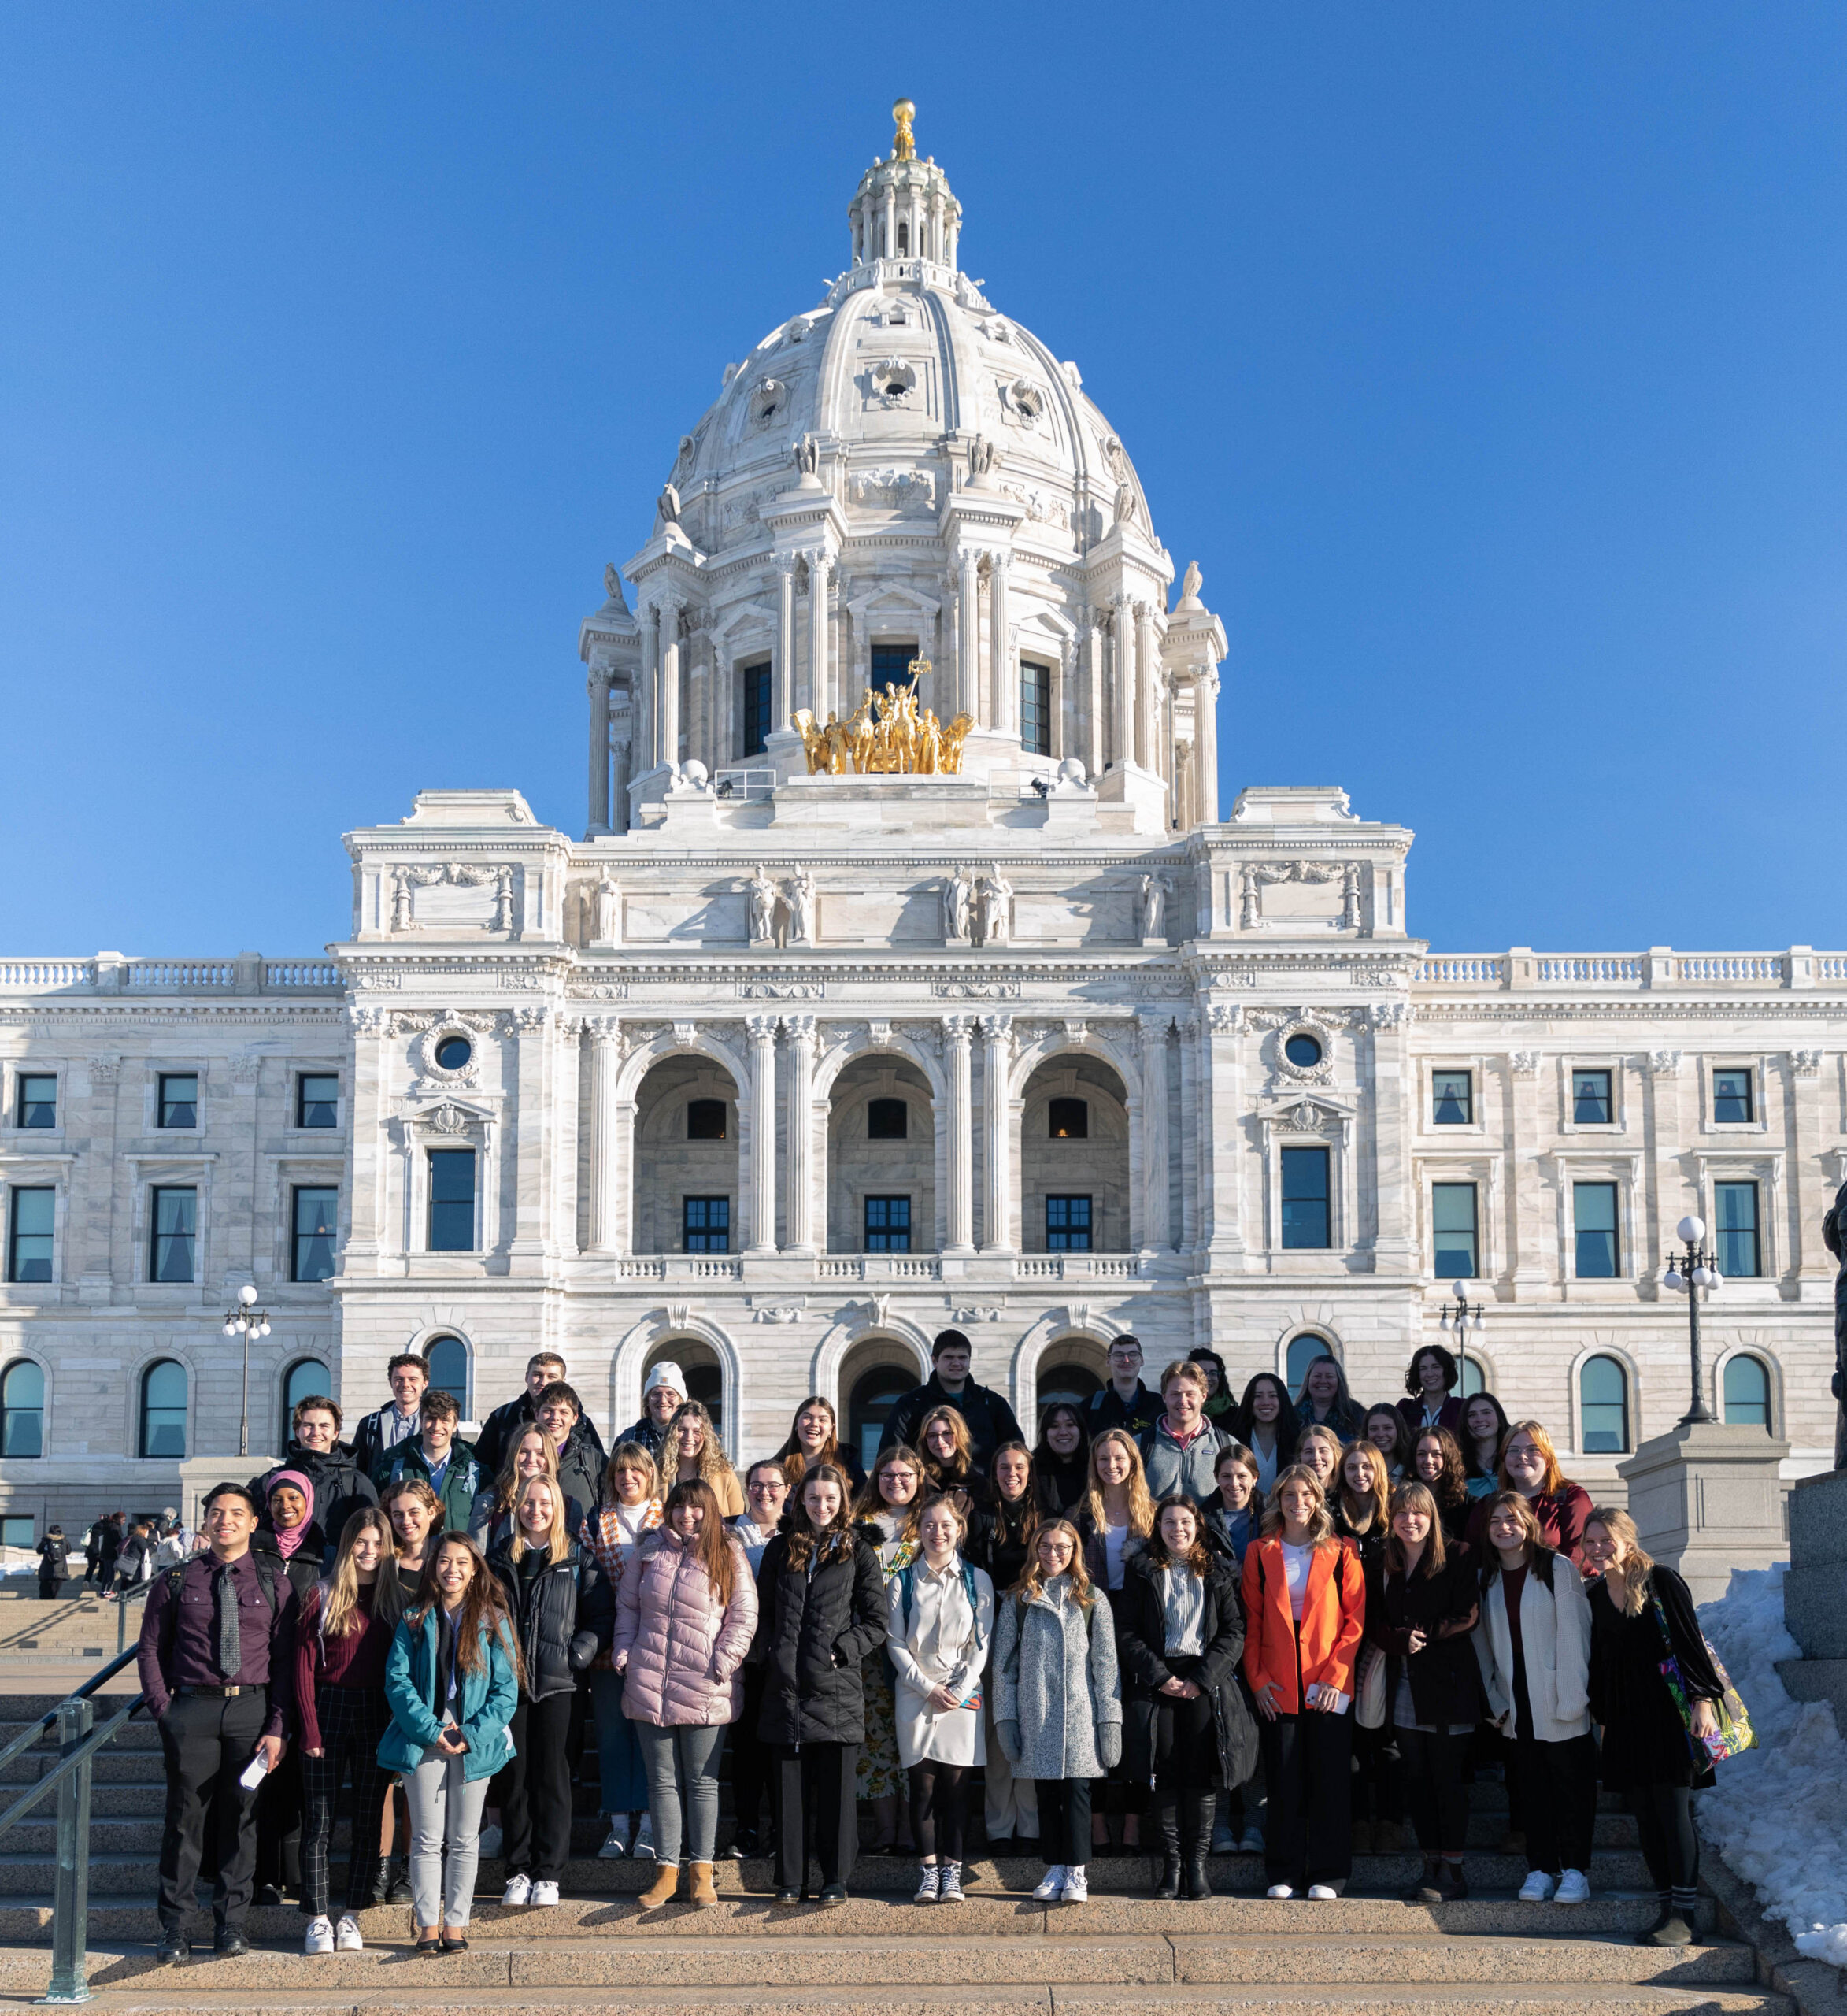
[220,1284,271,1458]
[1439,1277,1486,1387]
[1662,1214,1720,1426]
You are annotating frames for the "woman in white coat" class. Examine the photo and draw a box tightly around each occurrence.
[1471,1490,1597,1905]
[886,1496,994,1905]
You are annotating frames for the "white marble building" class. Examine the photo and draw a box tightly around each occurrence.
[0,106,1840,1532]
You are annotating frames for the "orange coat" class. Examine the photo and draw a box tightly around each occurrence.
[1239,1534,1365,1715]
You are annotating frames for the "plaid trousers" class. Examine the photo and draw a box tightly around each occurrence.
[298,1684,395,1915]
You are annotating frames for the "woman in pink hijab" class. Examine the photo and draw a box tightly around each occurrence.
[249,1469,329,1906]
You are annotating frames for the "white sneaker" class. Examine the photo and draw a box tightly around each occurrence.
[1059,1865,1088,1903]
[501,1873,531,1907]
[528,1880,560,1907]
[1519,1870,1557,1903]
[632,1814,657,1861]
[333,1914,362,1952]
[598,1817,630,1859]
[938,1862,965,1903]
[1307,1884,1338,1900]
[303,1914,334,1955]
[913,1862,941,1904]
[1266,1883,1295,1899]
[1031,1865,1065,1900]
[1553,1868,1591,1905]
[477,1823,504,1858]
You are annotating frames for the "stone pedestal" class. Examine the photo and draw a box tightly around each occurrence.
[1616,1421,1790,1604]
[176,1452,282,1529]
[1776,1466,1847,1727]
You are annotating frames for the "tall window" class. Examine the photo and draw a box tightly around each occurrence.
[1459,1356,1486,1399]
[427,1150,476,1252]
[687,1099,727,1140]
[425,1335,469,1415]
[140,1361,187,1458]
[1048,1097,1088,1139]
[158,1073,198,1128]
[282,1357,331,1444]
[742,660,772,758]
[1572,1182,1619,1278]
[1431,1071,1472,1125]
[150,1187,197,1283]
[1571,1069,1613,1125]
[1712,1068,1755,1125]
[864,1195,910,1252]
[1715,1180,1760,1278]
[1579,1354,1629,1452]
[1,1361,44,1458]
[1020,660,1053,756]
[1286,1333,1331,1388]
[292,1186,339,1283]
[7,1189,54,1284]
[1046,1195,1092,1251]
[1723,1354,1771,1429]
[296,1074,339,1128]
[867,1098,907,1140]
[1280,1147,1331,1249]
[870,642,916,694]
[683,1196,730,1253]
[16,1075,56,1128]
[1431,1182,1478,1278]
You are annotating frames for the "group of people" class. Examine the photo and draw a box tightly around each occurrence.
[31,1509,194,1599]
[136,1330,1727,1964]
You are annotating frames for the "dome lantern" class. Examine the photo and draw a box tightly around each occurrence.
[849,98,961,272]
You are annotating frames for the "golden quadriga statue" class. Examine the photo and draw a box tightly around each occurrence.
[793,658,973,776]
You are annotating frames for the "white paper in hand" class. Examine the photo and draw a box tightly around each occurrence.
[238,1755,271,1791]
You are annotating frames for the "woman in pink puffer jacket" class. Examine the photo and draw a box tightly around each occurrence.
[613,1479,758,1908]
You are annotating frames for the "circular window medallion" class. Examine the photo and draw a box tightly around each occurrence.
[435,1035,473,1072]
[1283,1032,1323,1069]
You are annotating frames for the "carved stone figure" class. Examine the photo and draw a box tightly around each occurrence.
[592,873,621,945]
[1115,480,1138,526]
[967,434,1001,486]
[942,865,973,944]
[1139,873,1167,940]
[603,562,624,602]
[1821,1184,1847,1466]
[747,865,779,946]
[785,867,818,945]
[1179,560,1202,607]
[975,865,1012,947]
[657,482,682,525]
[793,433,821,480]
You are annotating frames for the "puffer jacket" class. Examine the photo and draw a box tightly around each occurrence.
[486,1538,613,1701]
[613,1528,758,1726]
[750,1527,888,1746]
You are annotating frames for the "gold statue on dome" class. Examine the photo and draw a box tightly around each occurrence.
[892,98,916,162]
[790,653,973,776]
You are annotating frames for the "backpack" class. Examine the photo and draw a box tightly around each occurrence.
[892,1557,986,1710]
[157,1549,283,1671]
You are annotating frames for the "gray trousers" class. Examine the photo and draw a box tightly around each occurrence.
[634,1721,727,1866]
[404,1747,490,1928]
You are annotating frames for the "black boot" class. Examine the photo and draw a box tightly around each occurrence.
[1182,1792,1215,1901]
[385,1858,412,1905]
[368,1857,393,1907]
[1149,1793,1181,1899]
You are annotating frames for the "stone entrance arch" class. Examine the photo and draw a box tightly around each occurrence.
[1018,1053,1130,1254]
[632,1052,745,1254]
[827,1053,936,1254]
[837,1333,927,1474]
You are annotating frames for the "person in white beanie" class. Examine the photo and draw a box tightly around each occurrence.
[616,1363,687,1464]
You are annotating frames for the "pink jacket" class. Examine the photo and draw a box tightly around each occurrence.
[612,1529,758,1727]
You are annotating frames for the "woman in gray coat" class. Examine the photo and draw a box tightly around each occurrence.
[993,1517,1122,1906]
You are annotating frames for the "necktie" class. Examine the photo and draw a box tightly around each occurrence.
[213,1562,241,1680]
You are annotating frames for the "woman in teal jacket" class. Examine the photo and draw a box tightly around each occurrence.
[379,1531,522,1953]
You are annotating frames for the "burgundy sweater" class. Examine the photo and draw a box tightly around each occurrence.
[293,1580,393,1752]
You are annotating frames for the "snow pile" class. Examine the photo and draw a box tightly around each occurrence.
[1696,1563,1847,1966]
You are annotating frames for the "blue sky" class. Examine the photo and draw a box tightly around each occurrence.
[2,3,1843,957]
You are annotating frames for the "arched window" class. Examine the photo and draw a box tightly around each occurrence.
[424,1336,469,1419]
[1036,1358,1102,1414]
[646,1342,722,1440]
[1,1360,44,1458]
[847,1362,912,1475]
[1579,1354,1629,1454]
[1723,1354,1771,1431]
[282,1358,331,1445]
[1458,1355,1486,1399]
[1285,1333,1332,1389]
[140,1361,187,1458]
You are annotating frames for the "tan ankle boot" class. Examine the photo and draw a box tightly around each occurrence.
[690,1861,718,1908]
[638,1861,680,1910]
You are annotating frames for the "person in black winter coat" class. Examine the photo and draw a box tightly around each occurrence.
[968,1442,1042,1848]
[1118,1498,1257,1899]
[1082,1336,1163,1440]
[1363,1482,1480,1903]
[250,1396,378,1568]
[36,1528,68,1599]
[879,1332,1023,1473]
[475,1351,606,1483]
[749,1462,887,1904]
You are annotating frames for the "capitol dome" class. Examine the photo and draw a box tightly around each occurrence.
[583,100,1224,840]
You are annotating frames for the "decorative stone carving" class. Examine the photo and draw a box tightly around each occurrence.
[1277,1096,1341,1135]
[784,867,818,945]
[1368,1002,1412,1030]
[942,865,974,945]
[1791,1051,1824,1077]
[390,862,516,935]
[87,1056,124,1084]
[1649,1050,1684,1076]
[753,1304,804,1324]
[746,864,779,947]
[1208,1004,1242,1036]
[974,864,1012,947]
[847,469,935,513]
[738,980,824,1000]
[933,979,1020,1001]
[1063,1017,1088,1048]
[512,1006,549,1033]
[669,1021,698,1048]
[953,1305,1004,1323]
[592,873,622,947]
[966,434,1001,486]
[1138,873,1167,941]
[1508,1051,1542,1077]
[667,1302,693,1331]
[229,1055,262,1085]
[420,1102,476,1136]
[1238,860,1353,932]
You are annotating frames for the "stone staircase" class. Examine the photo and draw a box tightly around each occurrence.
[0,1688,1791,2014]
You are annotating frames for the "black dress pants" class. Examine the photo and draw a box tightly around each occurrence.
[156,1691,268,1931]
[1261,1708,1353,1889]
[1397,1725,1471,1858]
[772,1741,857,1892]
[1630,1781,1700,1894]
[1035,1777,1093,1867]
[502,1692,575,1882]
[730,1667,772,1839]
[1513,1732,1597,1877]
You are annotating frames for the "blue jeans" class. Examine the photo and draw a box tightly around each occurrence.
[590,1667,649,1817]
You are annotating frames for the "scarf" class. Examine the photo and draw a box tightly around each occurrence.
[268,1469,316,1559]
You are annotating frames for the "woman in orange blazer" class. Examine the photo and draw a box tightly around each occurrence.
[1240,1464,1364,1899]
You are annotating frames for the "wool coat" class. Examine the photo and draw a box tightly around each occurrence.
[613,1528,758,1727]
[1471,1546,1593,1744]
[1362,1544,1482,1729]
[1116,1552,1257,1791]
[992,1573,1123,1781]
[750,1528,888,1746]
[1240,1534,1365,1714]
[885,1554,994,1768]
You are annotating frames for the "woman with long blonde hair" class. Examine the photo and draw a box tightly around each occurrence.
[664,1399,744,1517]
[916,1403,986,1513]
[582,1440,664,1862]
[1074,1425,1155,1852]
[468,1425,568,1551]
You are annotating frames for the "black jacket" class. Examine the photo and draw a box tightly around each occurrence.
[1362,1544,1481,1730]
[879,1374,1023,1472]
[487,1539,613,1702]
[1117,1551,1257,1791]
[476,1394,605,1483]
[250,1445,378,1564]
[750,1529,887,1745]
[550,1426,604,1532]
[251,1526,331,1605]
[968,1495,1037,1599]
[350,1406,424,1482]
[1083,1380,1162,1440]
[36,1535,68,1582]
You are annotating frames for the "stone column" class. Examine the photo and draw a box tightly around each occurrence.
[775,553,797,727]
[746,1015,779,1254]
[509,1006,551,1264]
[659,598,683,769]
[1194,666,1220,823]
[1113,597,1136,771]
[1368,1006,1416,1271]
[610,726,632,837]
[979,1015,1013,1252]
[1139,1014,1171,1252]
[990,549,1012,735]
[806,553,831,723]
[640,605,661,769]
[782,1015,819,1254]
[1176,1014,1201,1251]
[957,550,980,723]
[943,1016,975,1254]
[1202,1006,1244,1261]
[587,669,611,834]
[583,1017,623,1254]
[1135,602,1157,771]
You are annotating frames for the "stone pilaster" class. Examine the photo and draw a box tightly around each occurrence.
[746,1015,779,1254]
[942,1015,975,1254]
[775,553,797,728]
[658,596,683,769]
[1139,1013,1171,1253]
[1368,1004,1415,1271]
[1201,1006,1245,1264]
[1194,666,1219,824]
[583,1018,624,1254]
[979,1014,1013,1252]
[1176,1014,1200,1251]
[957,550,980,723]
[587,669,612,836]
[782,1015,818,1254]
[990,550,1012,735]
[509,1006,552,1266]
[77,1056,122,1299]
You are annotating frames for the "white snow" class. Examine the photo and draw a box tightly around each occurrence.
[1696,1563,1847,1967]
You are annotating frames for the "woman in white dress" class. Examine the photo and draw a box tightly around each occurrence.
[886,1495,994,1904]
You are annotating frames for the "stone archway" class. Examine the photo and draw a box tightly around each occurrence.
[1018,1053,1131,1254]
[838,1334,926,1474]
[631,1053,744,1254]
[827,1053,937,1254]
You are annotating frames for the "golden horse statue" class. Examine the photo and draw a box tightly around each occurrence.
[790,656,973,776]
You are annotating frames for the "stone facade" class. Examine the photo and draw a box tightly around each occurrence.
[0,114,1839,1530]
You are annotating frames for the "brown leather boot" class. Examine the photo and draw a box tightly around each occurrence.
[638,1861,681,1910]
[690,1862,719,1908]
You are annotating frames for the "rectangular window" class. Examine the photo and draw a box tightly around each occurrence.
[15,1075,56,1129]
[6,1188,54,1284]
[864,1195,911,1252]
[869,642,916,693]
[1715,1180,1761,1278]
[1572,1180,1619,1278]
[683,1195,731,1253]
[1048,1096,1088,1139]
[296,1073,339,1128]
[1020,660,1053,756]
[150,1187,197,1282]
[1712,1069,1755,1125]
[0,1518,33,1549]
[1431,1070,1472,1126]
[158,1073,198,1128]
[292,1186,339,1283]
[687,1099,727,1141]
[1431,1182,1478,1278]
[427,1150,476,1253]
[1280,1147,1331,1249]
[1571,1069,1613,1125]
[742,660,772,758]
[866,1098,907,1140]
[1046,1194,1093,1251]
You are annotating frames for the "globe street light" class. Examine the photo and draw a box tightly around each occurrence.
[1661,1213,1720,1426]
[221,1283,271,1458]
[1438,1277,1486,1388]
